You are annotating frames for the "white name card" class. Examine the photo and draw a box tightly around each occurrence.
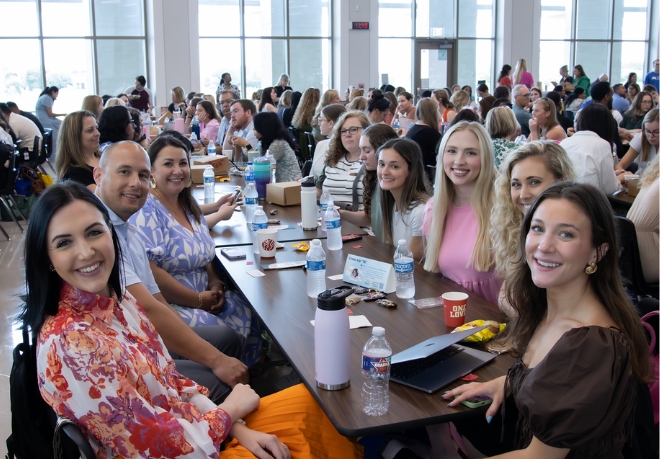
[342,254,396,293]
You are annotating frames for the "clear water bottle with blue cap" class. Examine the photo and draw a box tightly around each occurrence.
[394,239,415,298]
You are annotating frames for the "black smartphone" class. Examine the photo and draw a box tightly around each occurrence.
[220,248,246,260]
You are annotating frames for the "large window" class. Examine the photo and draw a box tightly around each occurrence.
[199,0,331,99]
[539,0,653,89]
[379,0,496,95]
[0,0,147,114]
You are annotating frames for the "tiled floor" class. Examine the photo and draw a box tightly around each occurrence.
[0,218,29,458]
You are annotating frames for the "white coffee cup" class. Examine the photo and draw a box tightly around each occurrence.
[257,228,278,258]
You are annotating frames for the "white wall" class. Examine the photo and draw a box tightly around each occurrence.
[496,0,541,87]
[147,0,200,110]
[333,0,379,96]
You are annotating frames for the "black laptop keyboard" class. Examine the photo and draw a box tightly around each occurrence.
[391,345,464,381]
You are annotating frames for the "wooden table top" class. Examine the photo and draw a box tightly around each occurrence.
[609,189,636,206]
[192,180,366,247]
[218,235,514,437]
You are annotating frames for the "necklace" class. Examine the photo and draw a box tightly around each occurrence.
[151,188,180,216]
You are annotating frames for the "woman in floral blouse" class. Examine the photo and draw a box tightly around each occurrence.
[24,181,362,458]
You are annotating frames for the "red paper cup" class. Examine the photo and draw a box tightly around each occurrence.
[442,292,468,327]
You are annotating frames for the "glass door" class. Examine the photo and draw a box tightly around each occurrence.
[414,40,455,99]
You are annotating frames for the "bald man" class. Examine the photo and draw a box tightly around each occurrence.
[94,141,247,403]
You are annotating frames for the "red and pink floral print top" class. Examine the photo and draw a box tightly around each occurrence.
[37,283,232,458]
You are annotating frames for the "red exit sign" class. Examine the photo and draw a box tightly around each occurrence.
[352,22,369,29]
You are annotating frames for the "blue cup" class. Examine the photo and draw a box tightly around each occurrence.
[253,158,271,199]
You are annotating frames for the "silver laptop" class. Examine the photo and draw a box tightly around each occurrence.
[390,326,497,394]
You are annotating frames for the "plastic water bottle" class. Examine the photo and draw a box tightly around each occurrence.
[319,190,330,232]
[244,182,258,224]
[244,161,255,183]
[203,165,215,204]
[325,200,342,251]
[306,239,326,298]
[267,149,277,183]
[191,117,200,139]
[361,327,392,416]
[393,115,400,130]
[394,239,415,299]
[208,140,216,155]
[252,206,268,254]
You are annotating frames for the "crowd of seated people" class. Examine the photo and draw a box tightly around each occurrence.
[5,60,659,458]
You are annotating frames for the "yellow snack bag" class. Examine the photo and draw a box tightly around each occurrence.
[291,242,310,252]
[451,320,505,342]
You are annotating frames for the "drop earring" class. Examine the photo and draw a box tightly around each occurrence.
[49,265,55,272]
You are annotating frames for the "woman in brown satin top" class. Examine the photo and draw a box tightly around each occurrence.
[445,182,652,458]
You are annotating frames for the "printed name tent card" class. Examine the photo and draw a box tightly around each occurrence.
[342,254,396,293]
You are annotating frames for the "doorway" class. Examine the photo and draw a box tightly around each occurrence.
[414,40,456,99]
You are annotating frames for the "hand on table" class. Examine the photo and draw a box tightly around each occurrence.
[231,424,291,459]
[442,375,506,423]
[212,354,249,387]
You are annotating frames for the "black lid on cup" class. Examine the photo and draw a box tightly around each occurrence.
[316,287,353,311]
[300,176,316,187]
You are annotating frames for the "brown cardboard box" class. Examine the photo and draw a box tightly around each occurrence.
[190,155,231,184]
[266,181,301,206]
[190,165,229,184]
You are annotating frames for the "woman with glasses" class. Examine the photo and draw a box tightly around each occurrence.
[617,108,658,180]
[310,104,347,177]
[621,91,654,131]
[315,111,371,210]
[98,105,135,152]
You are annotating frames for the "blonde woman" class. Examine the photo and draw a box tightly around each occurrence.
[347,96,367,111]
[449,90,470,113]
[81,95,103,119]
[627,156,659,283]
[315,111,371,210]
[169,86,186,114]
[528,98,566,141]
[512,58,534,88]
[350,88,364,101]
[484,106,519,169]
[276,89,292,119]
[433,89,456,125]
[421,122,501,304]
[312,89,341,141]
[291,87,320,132]
[490,141,575,313]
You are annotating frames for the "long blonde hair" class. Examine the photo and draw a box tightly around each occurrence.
[292,88,320,129]
[313,89,339,125]
[450,90,470,112]
[533,98,560,138]
[512,58,527,85]
[423,122,496,273]
[640,155,659,188]
[491,141,576,276]
[81,95,102,117]
[640,108,659,163]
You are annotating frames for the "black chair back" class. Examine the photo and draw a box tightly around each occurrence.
[301,159,313,178]
[43,128,53,158]
[305,132,317,159]
[616,216,659,298]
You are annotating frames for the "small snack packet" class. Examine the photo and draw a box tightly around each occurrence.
[290,242,310,252]
[375,299,397,309]
[451,320,505,343]
[361,292,387,301]
[345,296,361,306]
[353,287,379,294]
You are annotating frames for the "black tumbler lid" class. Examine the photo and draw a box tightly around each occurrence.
[317,287,352,311]
[300,176,316,187]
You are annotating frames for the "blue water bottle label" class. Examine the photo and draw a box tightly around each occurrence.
[306,260,326,271]
[394,261,414,273]
[320,203,328,211]
[252,222,268,232]
[362,354,391,373]
[245,172,254,181]
[245,197,257,205]
[325,219,341,230]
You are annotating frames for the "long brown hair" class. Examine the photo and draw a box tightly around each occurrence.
[378,138,431,244]
[361,124,399,217]
[55,110,101,178]
[292,88,320,129]
[532,98,560,137]
[147,135,202,223]
[504,182,652,382]
[325,111,371,167]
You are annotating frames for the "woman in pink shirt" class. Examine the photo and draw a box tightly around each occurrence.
[513,58,535,89]
[421,121,502,305]
[194,100,221,150]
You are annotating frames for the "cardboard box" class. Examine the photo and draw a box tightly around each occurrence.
[190,165,229,184]
[190,155,231,183]
[266,181,301,206]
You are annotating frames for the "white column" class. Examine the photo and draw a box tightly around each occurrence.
[146,0,200,111]
[495,0,542,86]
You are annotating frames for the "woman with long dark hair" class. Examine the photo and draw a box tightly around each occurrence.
[55,110,101,190]
[282,91,302,128]
[498,64,513,88]
[98,105,135,151]
[35,86,64,154]
[258,87,278,113]
[253,111,301,182]
[366,91,391,124]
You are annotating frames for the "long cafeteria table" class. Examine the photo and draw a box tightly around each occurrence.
[192,179,366,247]
[217,234,515,437]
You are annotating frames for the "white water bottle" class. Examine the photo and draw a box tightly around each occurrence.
[244,182,258,224]
[252,206,268,254]
[306,240,326,298]
[208,140,217,155]
[315,290,350,390]
[203,165,215,203]
[319,190,330,232]
[361,327,392,416]
[244,161,255,183]
[394,239,415,299]
[325,199,342,251]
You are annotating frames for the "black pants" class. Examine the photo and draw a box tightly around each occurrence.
[168,325,243,404]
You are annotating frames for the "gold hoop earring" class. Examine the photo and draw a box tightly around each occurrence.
[149,176,157,189]
[585,262,597,275]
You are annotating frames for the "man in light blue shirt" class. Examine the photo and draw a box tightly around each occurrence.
[222,100,259,161]
[512,85,532,137]
[94,141,247,403]
[612,84,631,114]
